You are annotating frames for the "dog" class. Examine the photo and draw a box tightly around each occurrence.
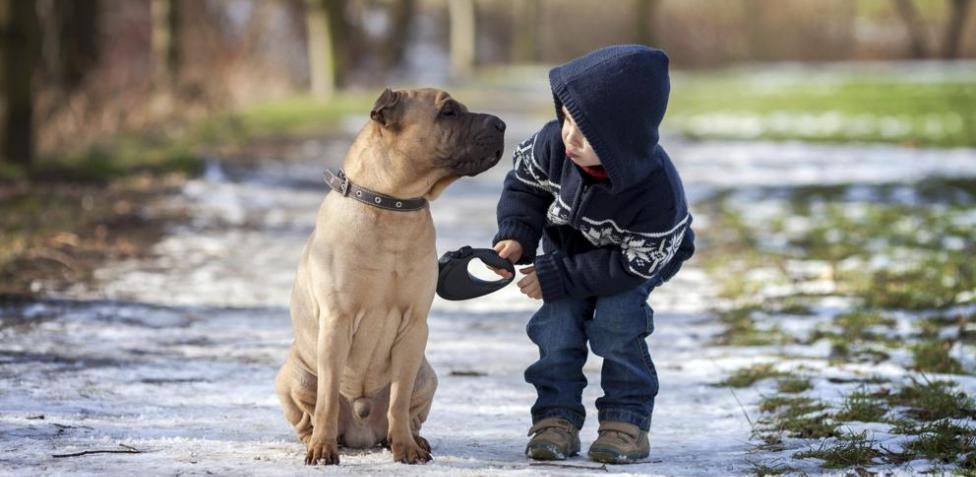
[275,88,506,465]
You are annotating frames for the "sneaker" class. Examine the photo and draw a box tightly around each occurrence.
[587,421,649,464]
[525,417,581,460]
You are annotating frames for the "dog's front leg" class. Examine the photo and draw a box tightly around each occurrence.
[387,318,431,464]
[305,314,352,465]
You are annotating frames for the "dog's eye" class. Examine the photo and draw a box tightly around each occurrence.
[441,107,456,117]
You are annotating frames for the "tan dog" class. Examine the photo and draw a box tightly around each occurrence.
[275,88,505,465]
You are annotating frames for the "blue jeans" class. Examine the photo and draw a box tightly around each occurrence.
[525,280,658,431]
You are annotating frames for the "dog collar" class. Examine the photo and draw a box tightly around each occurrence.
[323,169,427,212]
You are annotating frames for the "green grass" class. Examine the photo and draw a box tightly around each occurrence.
[901,420,976,469]
[218,93,374,137]
[1,92,375,296]
[912,339,966,375]
[747,461,797,477]
[794,431,883,469]
[1,92,375,185]
[777,377,813,394]
[699,181,975,374]
[887,378,976,422]
[0,137,202,183]
[668,73,976,147]
[834,387,888,423]
[756,396,839,439]
[719,363,786,388]
[697,176,976,474]
[714,307,795,347]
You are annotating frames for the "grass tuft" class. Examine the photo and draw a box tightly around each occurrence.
[911,339,966,375]
[887,378,976,422]
[714,307,795,347]
[794,431,882,469]
[777,376,813,394]
[719,364,785,388]
[901,420,976,467]
[748,461,797,477]
[757,396,839,439]
[834,387,888,423]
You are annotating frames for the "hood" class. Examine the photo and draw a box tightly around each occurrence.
[549,44,671,193]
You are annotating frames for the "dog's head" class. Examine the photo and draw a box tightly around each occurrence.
[367,88,506,199]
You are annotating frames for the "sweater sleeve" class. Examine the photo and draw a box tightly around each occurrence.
[493,124,560,264]
[534,213,694,300]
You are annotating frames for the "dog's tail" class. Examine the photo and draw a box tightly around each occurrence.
[352,397,372,419]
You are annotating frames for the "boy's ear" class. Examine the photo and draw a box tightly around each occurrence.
[370,88,401,127]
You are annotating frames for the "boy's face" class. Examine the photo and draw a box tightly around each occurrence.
[560,106,601,167]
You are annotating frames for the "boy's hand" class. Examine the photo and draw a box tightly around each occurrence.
[517,266,542,300]
[489,240,523,278]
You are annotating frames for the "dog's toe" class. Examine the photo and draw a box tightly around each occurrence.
[392,439,432,464]
[414,435,432,453]
[305,440,339,465]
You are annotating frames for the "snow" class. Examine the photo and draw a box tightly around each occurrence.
[4,97,976,476]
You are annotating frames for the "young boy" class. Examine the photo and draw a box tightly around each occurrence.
[492,45,695,464]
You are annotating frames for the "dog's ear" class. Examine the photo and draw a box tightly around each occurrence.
[370,88,401,128]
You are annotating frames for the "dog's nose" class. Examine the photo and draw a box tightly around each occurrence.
[489,116,506,132]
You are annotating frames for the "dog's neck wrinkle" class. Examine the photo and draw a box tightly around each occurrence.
[343,129,439,200]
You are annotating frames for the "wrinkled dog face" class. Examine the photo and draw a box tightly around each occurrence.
[370,88,506,177]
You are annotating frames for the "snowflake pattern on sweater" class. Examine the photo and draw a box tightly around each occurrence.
[513,133,690,280]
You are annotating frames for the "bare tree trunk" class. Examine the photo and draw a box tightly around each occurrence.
[943,0,973,58]
[448,0,475,80]
[511,0,539,63]
[384,0,415,69]
[151,0,181,86]
[56,0,100,92]
[305,0,346,99]
[0,0,40,166]
[634,0,659,47]
[892,0,930,58]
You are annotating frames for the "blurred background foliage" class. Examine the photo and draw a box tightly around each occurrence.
[0,0,974,180]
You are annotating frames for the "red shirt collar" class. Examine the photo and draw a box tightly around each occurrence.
[579,164,609,181]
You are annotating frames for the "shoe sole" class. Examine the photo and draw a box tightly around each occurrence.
[588,449,648,464]
[526,443,579,461]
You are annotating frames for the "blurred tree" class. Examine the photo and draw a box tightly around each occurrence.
[306,0,347,99]
[893,0,973,59]
[43,0,100,92]
[893,0,931,58]
[943,0,972,58]
[384,0,415,69]
[0,0,40,166]
[511,0,539,63]
[449,0,475,79]
[634,0,659,47]
[151,0,181,86]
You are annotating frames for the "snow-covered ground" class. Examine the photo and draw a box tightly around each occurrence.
[4,89,976,476]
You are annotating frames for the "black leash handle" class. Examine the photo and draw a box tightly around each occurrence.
[436,246,516,301]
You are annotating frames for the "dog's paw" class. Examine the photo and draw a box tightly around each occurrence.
[414,434,432,454]
[391,437,432,464]
[304,439,339,465]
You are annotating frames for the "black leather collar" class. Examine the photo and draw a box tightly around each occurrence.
[323,169,427,212]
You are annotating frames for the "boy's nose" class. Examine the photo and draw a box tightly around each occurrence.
[564,128,582,147]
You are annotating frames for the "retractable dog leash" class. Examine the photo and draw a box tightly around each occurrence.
[436,246,515,300]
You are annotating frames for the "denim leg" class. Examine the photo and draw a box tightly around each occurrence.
[585,281,658,431]
[525,295,593,430]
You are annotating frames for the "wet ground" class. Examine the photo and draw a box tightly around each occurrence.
[3,77,976,476]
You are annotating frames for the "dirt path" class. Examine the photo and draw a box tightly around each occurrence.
[3,81,976,476]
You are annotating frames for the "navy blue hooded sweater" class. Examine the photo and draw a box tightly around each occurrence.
[493,45,695,301]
